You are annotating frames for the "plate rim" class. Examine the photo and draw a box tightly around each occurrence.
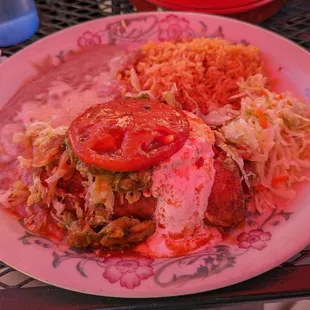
[1,11,309,67]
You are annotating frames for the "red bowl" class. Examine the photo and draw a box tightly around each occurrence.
[130,0,286,24]
[146,0,267,12]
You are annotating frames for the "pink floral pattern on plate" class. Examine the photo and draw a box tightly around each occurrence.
[18,205,293,289]
[77,31,102,49]
[103,257,154,289]
[237,229,272,250]
[76,14,236,48]
[158,15,194,41]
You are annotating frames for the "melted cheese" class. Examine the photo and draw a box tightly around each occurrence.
[136,111,222,257]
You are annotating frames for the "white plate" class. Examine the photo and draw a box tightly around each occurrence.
[0,12,310,298]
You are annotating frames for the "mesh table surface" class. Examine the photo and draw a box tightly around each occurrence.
[0,0,309,308]
[2,0,134,56]
[262,0,310,50]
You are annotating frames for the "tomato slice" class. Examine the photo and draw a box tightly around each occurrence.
[68,100,189,171]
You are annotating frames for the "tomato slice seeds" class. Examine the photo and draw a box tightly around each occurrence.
[68,100,189,171]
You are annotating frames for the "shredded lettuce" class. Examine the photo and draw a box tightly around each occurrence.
[124,90,156,101]
[0,181,30,209]
[18,156,33,168]
[52,198,66,216]
[202,104,241,127]
[220,74,310,212]
[45,152,72,185]
[87,175,115,218]
[27,170,48,206]
[214,131,251,189]
[162,83,182,109]
[14,122,67,167]
[130,68,141,92]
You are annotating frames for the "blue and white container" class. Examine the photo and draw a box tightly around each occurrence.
[0,0,39,47]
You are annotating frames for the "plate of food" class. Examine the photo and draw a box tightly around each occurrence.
[0,12,309,298]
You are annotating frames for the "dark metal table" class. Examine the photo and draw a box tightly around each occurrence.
[1,0,310,309]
